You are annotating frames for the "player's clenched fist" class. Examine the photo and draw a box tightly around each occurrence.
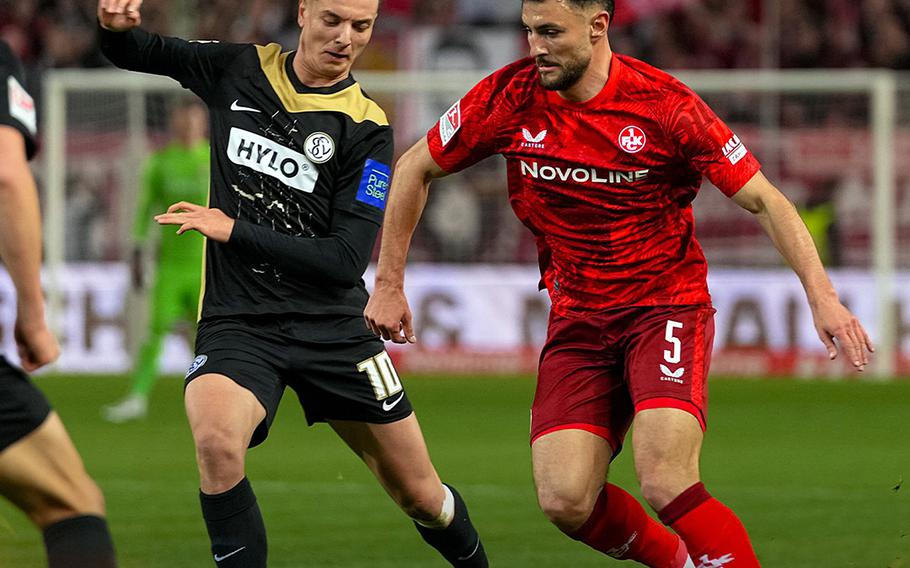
[97,0,143,32]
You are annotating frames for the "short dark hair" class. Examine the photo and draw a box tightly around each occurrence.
[522,0,614,20]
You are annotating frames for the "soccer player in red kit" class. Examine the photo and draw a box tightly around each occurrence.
[366,0,874,566]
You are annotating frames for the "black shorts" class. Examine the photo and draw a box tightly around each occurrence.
[0,356,52,452]
[185,315,413,447]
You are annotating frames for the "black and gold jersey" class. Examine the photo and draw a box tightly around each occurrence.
[0,41,37,160]
[101,28,393,319]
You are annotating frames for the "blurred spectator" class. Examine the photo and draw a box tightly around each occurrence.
[1,0,907,71]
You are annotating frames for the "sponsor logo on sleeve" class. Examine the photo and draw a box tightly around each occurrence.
[439,100,462,147]
[619,125,646,153]
[356,159,391,210]
[227,127,318,192]
[7,76,36,136]
[722,134,748,165]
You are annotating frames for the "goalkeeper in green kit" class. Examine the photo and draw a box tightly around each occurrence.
[103,99,209,423]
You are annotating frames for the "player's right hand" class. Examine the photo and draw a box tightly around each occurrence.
[97,0,143,32]
[364,285,417,344]
[14,312,60,372]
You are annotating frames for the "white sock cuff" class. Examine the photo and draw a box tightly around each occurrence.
[413,484,455,529]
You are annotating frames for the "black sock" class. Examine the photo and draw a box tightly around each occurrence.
[414,483,488,567]
[199,477,267,568]
[43,514,117,568]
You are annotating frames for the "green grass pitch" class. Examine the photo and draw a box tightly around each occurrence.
[0,375,907,567]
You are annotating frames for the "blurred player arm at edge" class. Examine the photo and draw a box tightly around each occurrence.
[732,170,874,369]
[0,127,59,372]
[365,137,448,343]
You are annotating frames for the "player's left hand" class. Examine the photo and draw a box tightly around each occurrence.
[155,202,234,243]
[14,311,60,372]
[812,297,874,371]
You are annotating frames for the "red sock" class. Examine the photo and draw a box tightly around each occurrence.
[659,483,760,567]
[571,483,688,568]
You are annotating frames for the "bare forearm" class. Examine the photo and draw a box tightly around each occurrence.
[0,169,45,311]
[754,192,837,307]
[373,154,434,289]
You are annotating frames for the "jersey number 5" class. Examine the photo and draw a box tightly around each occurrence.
[664,320,684,364]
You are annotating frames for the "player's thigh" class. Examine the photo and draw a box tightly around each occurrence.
[185,374,266,448]
[632,408,702,476]
[532,311,633,457]
[531,428,613,508]
[185,318,287,449]
[329,414,442,505]
[0,412,103,523]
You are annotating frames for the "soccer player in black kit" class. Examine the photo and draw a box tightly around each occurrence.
[97,1,488,566]
[0,40,117,568]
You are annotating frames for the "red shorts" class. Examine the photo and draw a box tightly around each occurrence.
[530,305,715,454]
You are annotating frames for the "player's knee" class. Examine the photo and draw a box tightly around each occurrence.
[638,467,697,512]
[536,486,595,533]
[193,427,246,474]
[397,488,443,522]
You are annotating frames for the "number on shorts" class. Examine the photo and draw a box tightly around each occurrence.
[664,320,683,364]
[356,351,403,400]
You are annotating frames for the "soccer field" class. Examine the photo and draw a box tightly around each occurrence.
[0,375,907,567]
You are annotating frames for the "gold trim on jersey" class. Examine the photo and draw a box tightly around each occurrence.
[256,44,389,126]
[196,188,210,323]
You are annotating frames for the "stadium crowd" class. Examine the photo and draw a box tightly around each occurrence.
[2,0,910,71]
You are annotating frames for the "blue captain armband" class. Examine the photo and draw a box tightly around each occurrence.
[355,159,391,211]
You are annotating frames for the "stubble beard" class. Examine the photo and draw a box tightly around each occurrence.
[538,55,591,91]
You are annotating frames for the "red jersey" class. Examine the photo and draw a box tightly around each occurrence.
[426,54,761,317]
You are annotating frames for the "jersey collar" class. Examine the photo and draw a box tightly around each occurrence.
[284,51,357,94]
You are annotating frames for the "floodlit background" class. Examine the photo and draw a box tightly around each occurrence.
[0,1,908,566]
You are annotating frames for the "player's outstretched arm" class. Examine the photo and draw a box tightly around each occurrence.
[732,171,874,371]
[365,137,448,344]
[97,0,246,101]
[0,127,60,371]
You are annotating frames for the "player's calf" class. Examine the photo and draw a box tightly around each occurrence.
[568,483,693,568]
[43,515,117,568]
[659,483,760,568]
[412,483,488,567]
[200,477,267,568]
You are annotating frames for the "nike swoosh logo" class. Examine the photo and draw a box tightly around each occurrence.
[230,99,261,113]
[382,392,405,412]
[214,547,246,562]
